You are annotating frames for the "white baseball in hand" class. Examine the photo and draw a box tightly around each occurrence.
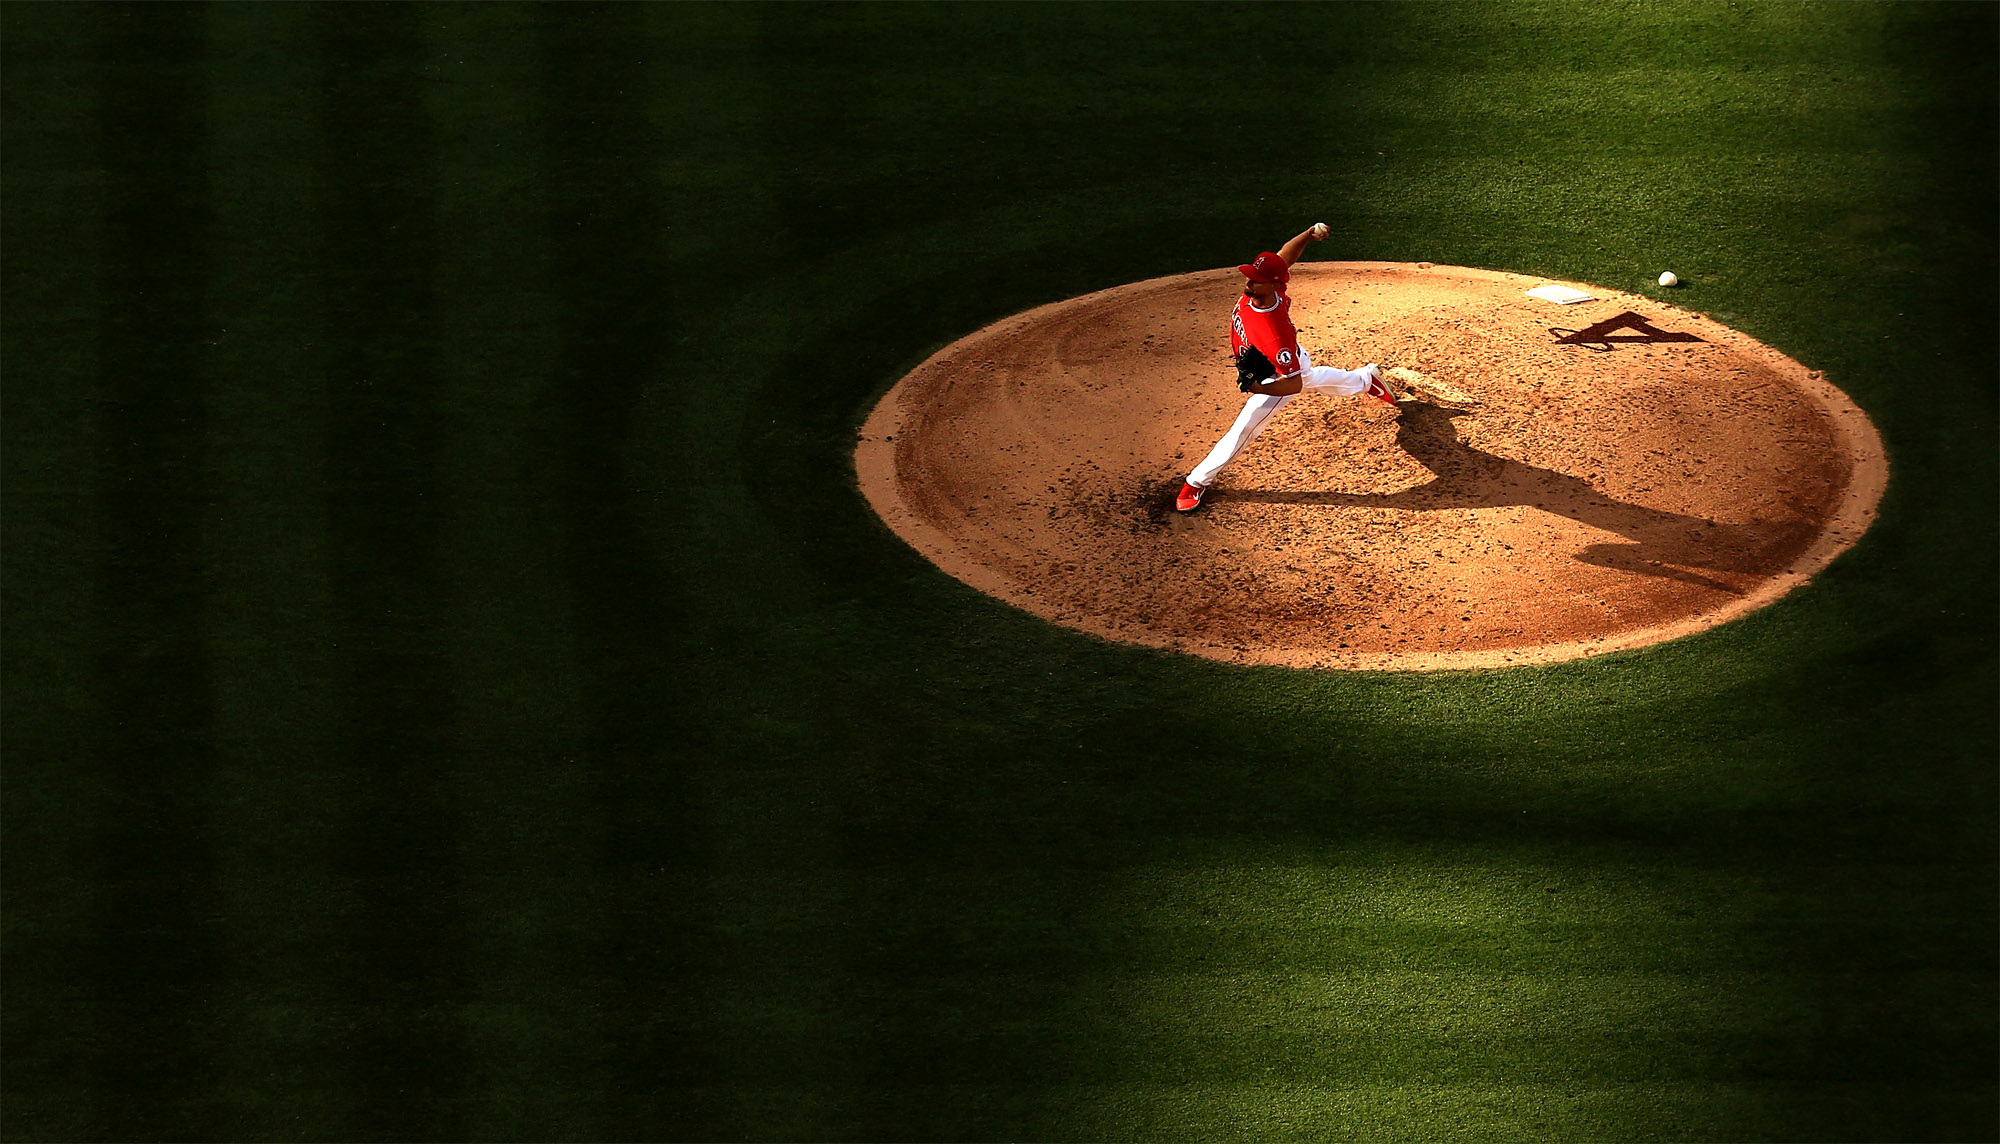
[1310,222,1330,240]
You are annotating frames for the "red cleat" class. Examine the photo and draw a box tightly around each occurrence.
[1174,481,1207,512]
[1361,364,1400,405]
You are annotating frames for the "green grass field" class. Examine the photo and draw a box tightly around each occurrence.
[4,3,1994,1140]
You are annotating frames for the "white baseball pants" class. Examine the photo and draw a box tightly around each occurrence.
[1186,352,1378,488]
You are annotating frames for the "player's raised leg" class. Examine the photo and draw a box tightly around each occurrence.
[1296,351,1397,403]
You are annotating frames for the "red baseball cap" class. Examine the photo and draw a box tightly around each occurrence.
[1238,252,1290,283]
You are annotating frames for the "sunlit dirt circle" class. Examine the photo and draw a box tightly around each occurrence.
[855,262,1886,670]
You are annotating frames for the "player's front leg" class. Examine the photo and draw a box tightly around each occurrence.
[1185,392,1291,490]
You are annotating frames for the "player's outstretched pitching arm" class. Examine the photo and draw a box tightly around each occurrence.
[1276,222,1330,267]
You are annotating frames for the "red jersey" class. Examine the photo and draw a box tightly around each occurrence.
[1229,293,1302,378]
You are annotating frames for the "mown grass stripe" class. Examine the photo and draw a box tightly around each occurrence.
[421,6,599,1138]
[199,4,348,1133]
[537,7,720,1134]
[84,7,224,1136]
[313,6,469,1137]
[0,3,107,1138]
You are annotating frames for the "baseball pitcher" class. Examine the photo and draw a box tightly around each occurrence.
[1175,223,1399,512]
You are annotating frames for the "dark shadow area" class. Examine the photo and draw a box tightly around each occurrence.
[78,8,223,1138]
[314,8,471,1137]
[538,6,722,1137]
[1233,402,1820,593]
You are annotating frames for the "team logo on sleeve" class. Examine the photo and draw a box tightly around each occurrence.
[1277,349,1294,368]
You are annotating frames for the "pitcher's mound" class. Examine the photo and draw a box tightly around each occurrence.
[855,262,1886,670]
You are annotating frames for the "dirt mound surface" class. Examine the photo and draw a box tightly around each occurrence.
[856,262,1886,670]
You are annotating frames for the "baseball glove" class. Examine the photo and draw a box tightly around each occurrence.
[1235,346,1279,393]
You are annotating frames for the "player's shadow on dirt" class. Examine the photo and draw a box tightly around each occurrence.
[1235,402,1819,594]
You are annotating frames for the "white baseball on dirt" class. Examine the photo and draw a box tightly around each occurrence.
[1658,270,1678,287]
